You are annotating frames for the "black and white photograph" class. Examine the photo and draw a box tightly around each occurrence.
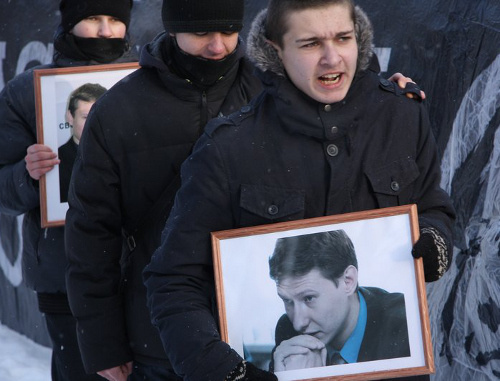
[212,205,433,381]
[34,63,139,227]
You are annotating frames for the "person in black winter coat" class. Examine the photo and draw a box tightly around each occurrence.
[0,1,136,380]
[62,1,420,380]
[143,1,455,380]
[64,1,263,380]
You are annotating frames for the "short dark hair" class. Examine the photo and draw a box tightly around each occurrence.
[265,0,355,48]
[67,83,107,117]
[269,230,358,286]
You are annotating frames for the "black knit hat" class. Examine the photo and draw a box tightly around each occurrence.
[162,0,244,33]
[59,0,133,33]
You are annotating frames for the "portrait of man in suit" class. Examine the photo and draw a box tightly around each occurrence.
[269,230,410,372]
[58,83,107,203]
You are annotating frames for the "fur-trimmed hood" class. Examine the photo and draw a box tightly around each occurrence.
[246,5,374,76]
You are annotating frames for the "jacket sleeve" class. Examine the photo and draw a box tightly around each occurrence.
[144,132,242,381]
[413,104,456,278]
[0,72,40,215]
[65,106,133,373]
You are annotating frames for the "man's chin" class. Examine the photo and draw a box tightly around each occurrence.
[311,90,348,105]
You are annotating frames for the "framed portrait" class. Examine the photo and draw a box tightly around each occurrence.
[34,62,140,227]
[211,204,434,380]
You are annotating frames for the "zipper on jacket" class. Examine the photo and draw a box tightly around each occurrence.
[200,91,208,135]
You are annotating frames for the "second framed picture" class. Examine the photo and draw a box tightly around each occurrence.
[34,62,140,227]
[211,204,433,381]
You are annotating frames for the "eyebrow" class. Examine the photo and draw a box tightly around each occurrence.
[295,29,355,44]
[278,288,318,300]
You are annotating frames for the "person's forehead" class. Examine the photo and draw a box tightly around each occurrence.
[278,269,332,291]
[74,99,95,110]
[283,4,354,37]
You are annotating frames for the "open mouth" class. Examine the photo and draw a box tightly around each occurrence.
[319,73,341,85]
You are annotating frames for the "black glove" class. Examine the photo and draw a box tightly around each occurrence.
[225,360,278,381]
[379,77,424,100]
[403,82,424,100]
[412,226,449,282]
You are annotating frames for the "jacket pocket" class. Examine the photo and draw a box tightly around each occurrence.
[365,158,420,208]
[239,183,305,227]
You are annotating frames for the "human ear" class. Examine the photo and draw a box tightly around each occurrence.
[65,109,74,125]
[343,265,358,295]
[266,38,283,60]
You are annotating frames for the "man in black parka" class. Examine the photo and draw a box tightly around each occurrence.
[64,1,263,380]
[144,1,455,380]
[64,1,421,380]
[0,1,136,380]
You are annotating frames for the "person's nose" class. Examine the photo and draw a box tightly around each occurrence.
[97,20,113,38]
[206,33,226,57]
[291,304,310,333]
[320,43,341,67]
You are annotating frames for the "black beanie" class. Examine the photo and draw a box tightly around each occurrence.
[60,0,133,33]
[162,0,244,33]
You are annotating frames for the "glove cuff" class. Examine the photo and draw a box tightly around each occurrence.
[225,360,246,381]
[420,226,449,280]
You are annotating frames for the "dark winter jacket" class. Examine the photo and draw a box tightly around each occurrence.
[144,7,455,381]
[64,32,263,374]
[0,31,136,305]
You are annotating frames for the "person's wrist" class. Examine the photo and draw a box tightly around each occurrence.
[225,360,278,381]
[225,360,246,381]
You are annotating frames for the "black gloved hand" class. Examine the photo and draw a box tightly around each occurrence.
[225,360,278,381]
[403,82,424,100]
[412,226,449,282]
[379,77,424,101]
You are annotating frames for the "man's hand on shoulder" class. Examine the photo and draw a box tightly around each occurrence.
[273,335,327,371]
[388,72,426,100]
[25,144,59,180]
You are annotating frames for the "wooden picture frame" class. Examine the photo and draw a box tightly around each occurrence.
[211,204,434,380]
[34,63,139,227]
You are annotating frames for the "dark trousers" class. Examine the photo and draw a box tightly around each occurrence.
[44,313,102,381]
[129,361,182,381]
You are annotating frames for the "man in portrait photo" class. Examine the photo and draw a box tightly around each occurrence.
[58,83,107,203]
[269,229,411,372]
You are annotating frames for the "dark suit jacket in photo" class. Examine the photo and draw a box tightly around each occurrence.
[58,138,78,203]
